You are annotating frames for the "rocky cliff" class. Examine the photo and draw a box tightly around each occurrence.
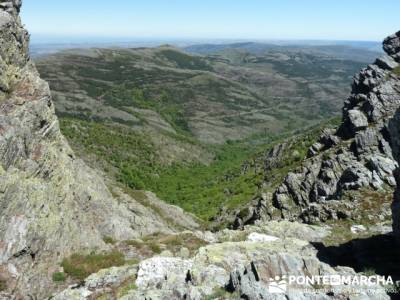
[233,31,400,227]
[0,1,198,298]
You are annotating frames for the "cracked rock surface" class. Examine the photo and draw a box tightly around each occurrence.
[0,1,199,298]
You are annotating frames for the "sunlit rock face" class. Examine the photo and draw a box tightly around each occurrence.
[0,1,199,298]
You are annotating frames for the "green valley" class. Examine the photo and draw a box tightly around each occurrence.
[36,44,373,223]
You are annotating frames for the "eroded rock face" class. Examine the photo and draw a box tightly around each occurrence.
[0,2,28,97]
[0,1,198,298]
[234,30,400,226]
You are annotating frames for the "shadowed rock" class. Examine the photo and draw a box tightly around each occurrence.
[383,31,400,62]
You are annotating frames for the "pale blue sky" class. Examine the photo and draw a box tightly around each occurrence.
[21,0,400,42]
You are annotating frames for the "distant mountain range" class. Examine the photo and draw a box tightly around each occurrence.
[29,37,382,58]
[184,41,381,62]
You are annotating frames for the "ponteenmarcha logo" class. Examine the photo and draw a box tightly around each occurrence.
[267,274,394,294]
[268,275,287,293]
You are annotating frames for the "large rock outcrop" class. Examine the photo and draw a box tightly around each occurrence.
[0,1,198,298]
[53,221,390,300]
[235,31,400,226]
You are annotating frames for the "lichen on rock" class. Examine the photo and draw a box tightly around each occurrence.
[0,1,199,298]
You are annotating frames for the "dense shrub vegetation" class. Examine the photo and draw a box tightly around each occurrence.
[52,272,66,283]
[61,251,125,280]
[60,116,339,221]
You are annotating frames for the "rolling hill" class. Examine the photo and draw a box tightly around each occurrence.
[35,45,375,221]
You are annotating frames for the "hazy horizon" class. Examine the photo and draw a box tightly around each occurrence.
[28,35,383,58]
[29,34,384,45]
